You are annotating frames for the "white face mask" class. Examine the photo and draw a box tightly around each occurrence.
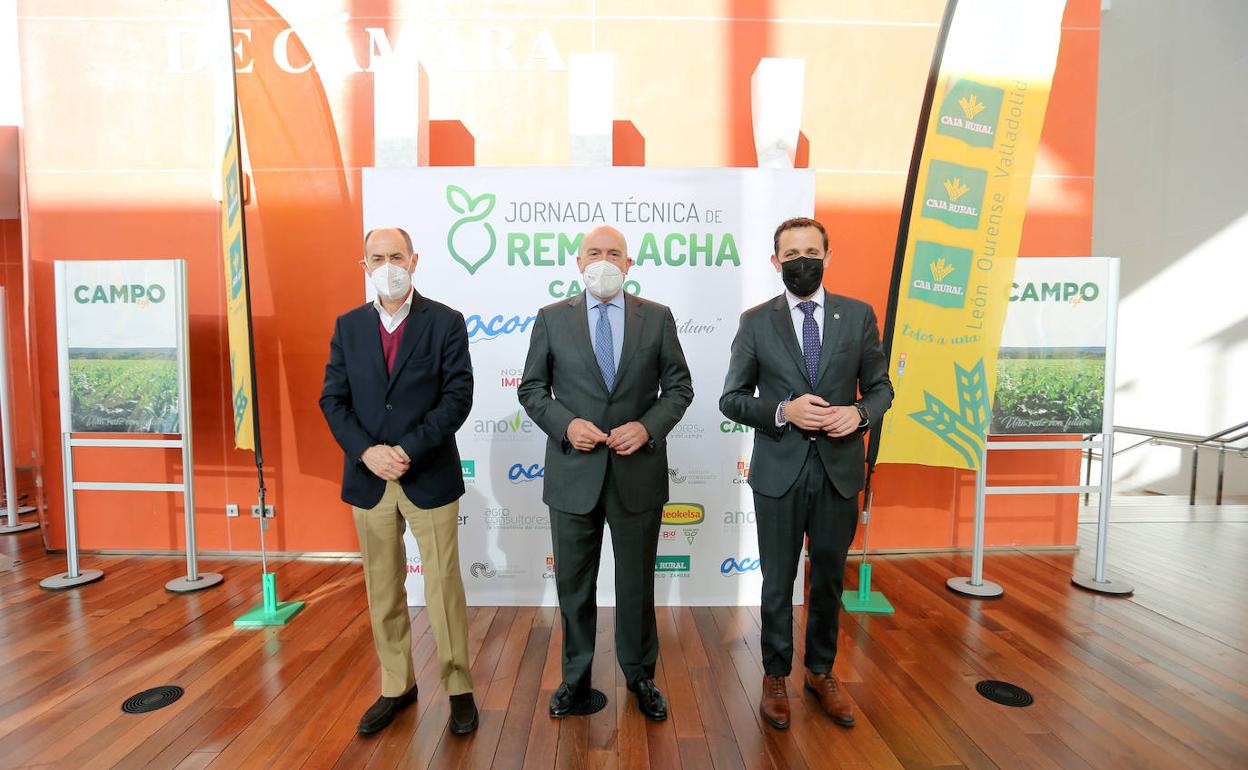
[370,261,413,302]
[582,260,625,299]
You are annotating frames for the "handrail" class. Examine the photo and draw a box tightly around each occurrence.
[1081,420,1246,506]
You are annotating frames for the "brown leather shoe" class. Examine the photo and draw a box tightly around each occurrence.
[804,671,854,726]
[760,675,790,729]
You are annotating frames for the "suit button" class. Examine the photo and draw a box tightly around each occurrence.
[809,436,816,442]
[386,404,393,411]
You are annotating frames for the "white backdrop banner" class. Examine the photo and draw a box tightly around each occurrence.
[362,167,814,606]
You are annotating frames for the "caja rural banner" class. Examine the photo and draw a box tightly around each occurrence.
[217,0,255,451]
[877,0,1068,469]
[363,167,812,607]
[991,257,1113,436]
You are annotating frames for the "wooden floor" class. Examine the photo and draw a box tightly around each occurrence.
[1,504,1246,770]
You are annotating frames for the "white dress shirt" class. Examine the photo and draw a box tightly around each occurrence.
[785,286,826,354]
[774,286,866,430]
[374,288,414,333]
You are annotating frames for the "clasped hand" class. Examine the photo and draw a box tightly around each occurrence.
[363,444,410,481]
[567,418,649,456]
[784,394,862,438]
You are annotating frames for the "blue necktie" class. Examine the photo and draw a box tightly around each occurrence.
[594,303,616,390]
[798,300,819,387]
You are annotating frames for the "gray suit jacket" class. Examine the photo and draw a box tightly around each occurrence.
[719,292,893,499]
[518,292,694,514]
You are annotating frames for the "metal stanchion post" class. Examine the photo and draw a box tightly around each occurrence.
[0,290,38,535]
[947,444,1003,598]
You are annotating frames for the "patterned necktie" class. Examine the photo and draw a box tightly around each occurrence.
[798,300,819,387]
[594,303,616,390]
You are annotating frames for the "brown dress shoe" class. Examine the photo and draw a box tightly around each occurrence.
[760,675,790,729]
[804,671,854,726]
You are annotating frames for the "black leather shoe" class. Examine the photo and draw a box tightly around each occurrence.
[449,692,479,735]
[357,683,418,734]
[628,679,668,721]
[549,682,588,718]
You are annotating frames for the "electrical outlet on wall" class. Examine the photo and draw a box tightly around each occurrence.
[226,504,239,518]
[251,505,275,519]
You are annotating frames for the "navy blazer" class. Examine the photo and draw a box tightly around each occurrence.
[319,292,473,510]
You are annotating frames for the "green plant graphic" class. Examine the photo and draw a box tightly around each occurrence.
[446,185,497,275]
[909,358,990,468]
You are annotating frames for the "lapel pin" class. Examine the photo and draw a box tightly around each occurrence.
[834,313,840,320]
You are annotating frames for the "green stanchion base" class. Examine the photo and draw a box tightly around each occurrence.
[840,562,895,615]
[233,571,304,626]
[234,600,305,627]
[841,589,895,614]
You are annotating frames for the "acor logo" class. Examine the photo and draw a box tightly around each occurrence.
[465,312,536,343]
[74,284,167,305]
[1010,282,1100,304]
[936,79,1004,148]
[909,241,972,309]
[662,503,705,526]
[446,185,497,275]
[508,463,544,483]
[470,562,497,578]
[720,556,761,576]
[922,160,987,230]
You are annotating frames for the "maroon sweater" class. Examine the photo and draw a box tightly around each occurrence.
[379,315,408,374]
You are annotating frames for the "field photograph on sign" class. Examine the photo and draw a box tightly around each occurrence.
[68,347,179,433]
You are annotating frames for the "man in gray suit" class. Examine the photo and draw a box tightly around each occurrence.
[518,225,693,721]
[720,217,892,730]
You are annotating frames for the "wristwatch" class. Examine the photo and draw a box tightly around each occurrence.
[855,404,869,424]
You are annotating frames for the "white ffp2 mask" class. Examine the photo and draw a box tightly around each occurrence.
[370,262,413,302]
[582,260,625,299]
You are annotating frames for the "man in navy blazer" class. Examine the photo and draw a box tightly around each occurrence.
[320,227,478,737]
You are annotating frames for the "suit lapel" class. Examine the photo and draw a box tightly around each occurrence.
[814,293,846,387]
[769,294,810,386]
[567,292,609,394]
[385,291,429,393]
[611,294,645,395]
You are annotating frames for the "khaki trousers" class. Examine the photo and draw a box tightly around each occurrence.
[352,481,473,697]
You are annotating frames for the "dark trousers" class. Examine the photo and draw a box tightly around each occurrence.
[755,443,859,676]
[549,474,662,689]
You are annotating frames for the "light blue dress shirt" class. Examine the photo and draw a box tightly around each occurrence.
[587,291,625,371]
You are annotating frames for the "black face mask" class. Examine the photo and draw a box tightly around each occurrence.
[780,256,824,297]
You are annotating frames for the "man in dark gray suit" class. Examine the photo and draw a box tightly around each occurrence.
[720,217,892,730]
[518,225,693,721]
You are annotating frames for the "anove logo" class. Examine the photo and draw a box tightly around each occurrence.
[446,185,497,275]
[909,241,972,309]
[936,79,1004,148]
[922,160,987,230]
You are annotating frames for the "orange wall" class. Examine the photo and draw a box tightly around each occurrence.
[16,1,1100,554]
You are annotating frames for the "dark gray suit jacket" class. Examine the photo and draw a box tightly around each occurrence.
[719,292,892,499]
[518,292,694,514]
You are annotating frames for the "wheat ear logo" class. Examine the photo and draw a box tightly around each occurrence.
[909,358,991,467]
[446,185,497,275]
[959,93,986,120]
[930,258,956,282]
[944,177,970,201]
